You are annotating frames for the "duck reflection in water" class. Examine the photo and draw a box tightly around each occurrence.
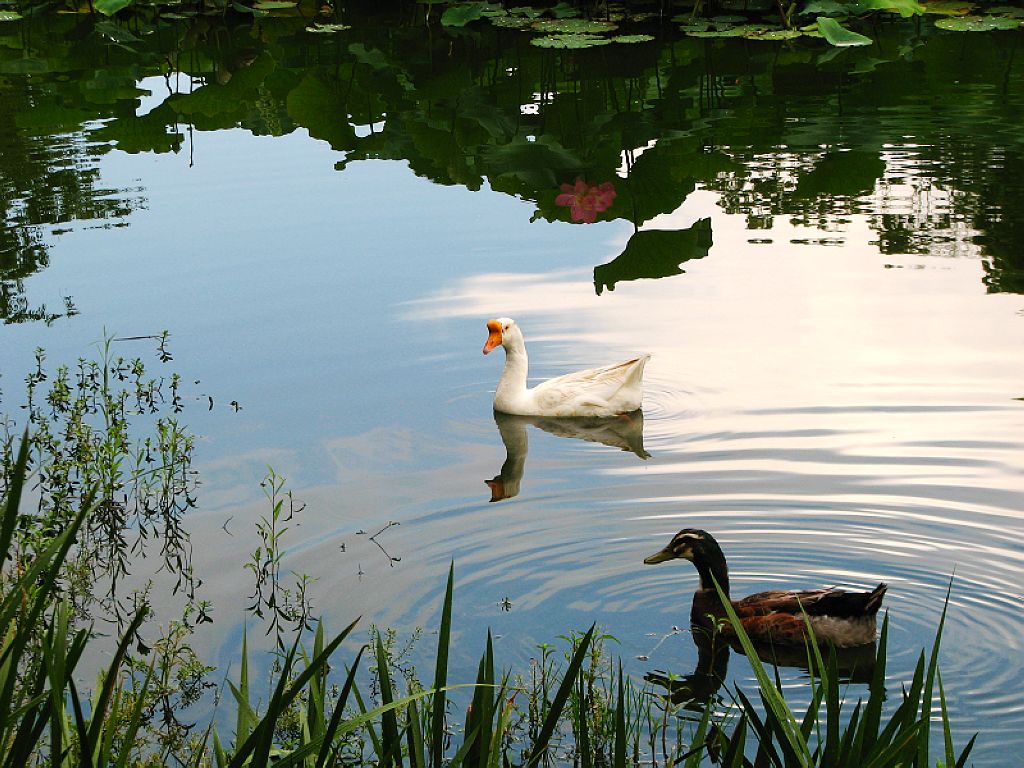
[485,410,649,502]
[644,625,878,712]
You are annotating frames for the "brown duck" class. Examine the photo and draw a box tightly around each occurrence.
[644,529,887,647]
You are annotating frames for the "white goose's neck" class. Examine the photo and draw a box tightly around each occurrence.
[495,336,529,409]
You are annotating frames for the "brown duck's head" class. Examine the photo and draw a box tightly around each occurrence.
[644,529,723,564]
[644,529,730,593]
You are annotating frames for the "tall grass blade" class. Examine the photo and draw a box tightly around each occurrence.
[375,634,404,768]
[612,661,625,768]
[430,563,454,768]
[315,648,365,768]
[524,623,595,768]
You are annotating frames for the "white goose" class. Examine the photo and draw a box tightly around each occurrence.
[482,317,649,418]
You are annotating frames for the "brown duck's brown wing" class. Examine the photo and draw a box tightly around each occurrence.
[728,613,808,644]
[734,583,888,619]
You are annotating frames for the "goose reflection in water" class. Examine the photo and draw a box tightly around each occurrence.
[645,626,878,712]
[485,410,649,502]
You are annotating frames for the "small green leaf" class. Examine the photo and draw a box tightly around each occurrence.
[94,0,134,16]
[0,10,23,20]
[747,27,804,38]
[801,0,858,14]
[531,18,617,33]
[817,15,874,44]
[859,0,924,17]
[305,23,351,32]
[934,13,1020,28]
[530,32,612,47]
[252,1,296,8]
[509,5,545,17]
[441,3,489,26]
[921,0,973,13]
[611,34,655,43]
[490,15,534,27]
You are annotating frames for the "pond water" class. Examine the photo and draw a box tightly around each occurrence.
[3,8,1024,764]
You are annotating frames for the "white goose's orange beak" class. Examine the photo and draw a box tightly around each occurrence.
[483,320,503,354]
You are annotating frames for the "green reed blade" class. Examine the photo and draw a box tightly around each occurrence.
[430,563,454,768]
[376,635,404,768]
[612,661,625,768]
[315,647,365,768]
[525,623,595,768]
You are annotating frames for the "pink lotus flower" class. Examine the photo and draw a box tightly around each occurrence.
[555,178,617,223]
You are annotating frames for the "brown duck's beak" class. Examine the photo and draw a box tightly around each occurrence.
[483,320,502,354]
[644,546,677,565]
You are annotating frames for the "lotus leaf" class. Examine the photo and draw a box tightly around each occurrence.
[611,34,655,43]
[712,14,748,22]
[921,0,973,13]
[0,10,22,20]
[801,0,859,14]
[508,5,544,17]
[94,0,134,16]
[550,2,579,18]
[988,5,1024,16]
[531,18,618,33]
[687,23,777,36]
[678,20,712,31]
[747,27,804,38]
[530,32,613,47]
[817,15,873,43]
[859,0,924,17]
[490,15,534,27]
[934,13,1020,28]
[252,1,297,8]
[442,3,493,27]
[306,23,351,32]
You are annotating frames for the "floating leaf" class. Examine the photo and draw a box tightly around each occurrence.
[94,0,134,16]
[921,0,973,13]
[988,5,1024,17]
[817,15,873,43]
[441,3,491,26]
[491,15,533,27]
[687,23,777,36]
[859,0,924,17]
[530,32,612,47]
[550,1,579,18]
[747,27,804,38]
[611,34,655,43]
[678,20,712,31]
[0,10,22,20]
[252,0,296,8]
[934,13,1020,28]
[509,5,544,17]
[711,14,748,22]
[532,18,617,32]
[306,22,351,32]
[801,0,858,14]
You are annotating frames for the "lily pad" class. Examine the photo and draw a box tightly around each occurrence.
[678,20,712,31]
[305,22,351,32]
[801,0,859,14]
[859,0,924,17]
[746,27,804,39]
[934,14,1020,29]
[0,10,22,20]
[442,3,497,26]
[550,1,580,17]
[611,34,655,43]
[531,18,618,33]
[921,0,973,13]
[252,1,296,9]
[530,32,612,47]
[711,14,748,22]
[490,15,534,27]
[817,15,873,44]
[687,23,777,36]
[989,5,1024,17]
[508,5,544,17]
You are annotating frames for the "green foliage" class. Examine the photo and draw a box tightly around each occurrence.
[817,16,874,45]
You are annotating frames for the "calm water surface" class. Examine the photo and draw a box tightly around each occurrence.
[2,11,1024,763]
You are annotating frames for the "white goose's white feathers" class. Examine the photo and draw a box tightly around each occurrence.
[483,317,649,418]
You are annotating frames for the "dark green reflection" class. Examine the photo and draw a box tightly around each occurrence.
[3,11,1024,321]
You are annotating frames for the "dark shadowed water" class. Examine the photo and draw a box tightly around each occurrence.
[2,8,1024,763]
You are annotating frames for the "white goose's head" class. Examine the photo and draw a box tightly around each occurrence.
[482,317,523,354]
